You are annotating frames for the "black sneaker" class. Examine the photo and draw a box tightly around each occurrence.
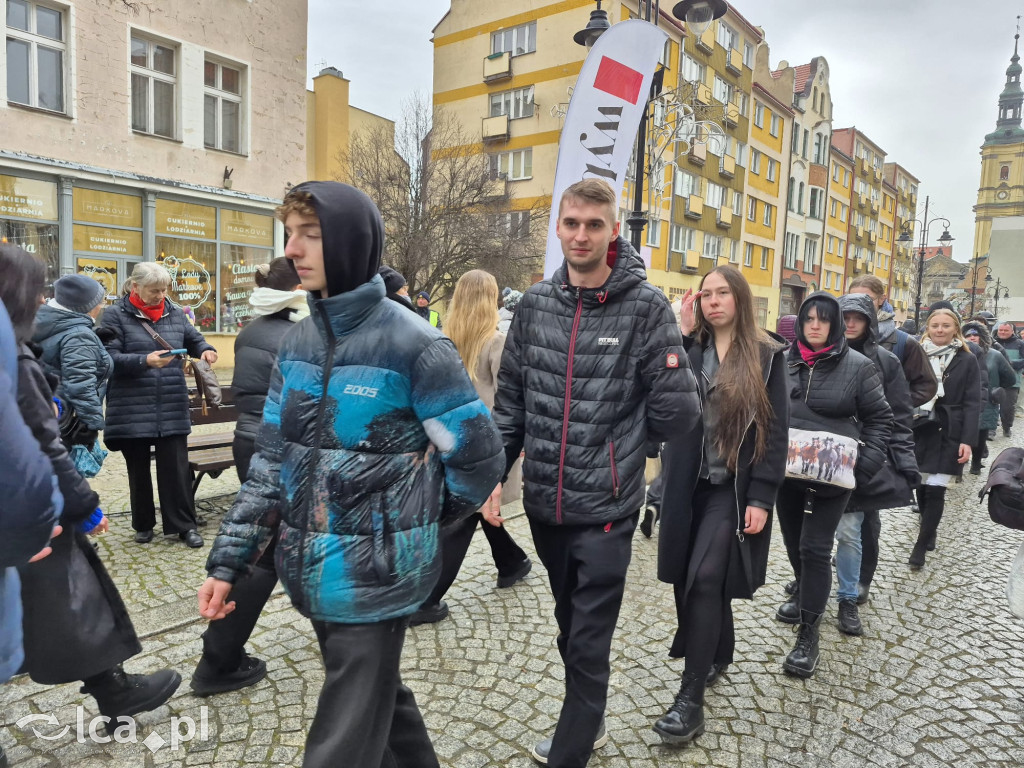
[496,558,532,589]
[190,654,267,697]
[532,720,607,764]
[81,667,181,721]
[837,600,863,636]
[409,601,449,627]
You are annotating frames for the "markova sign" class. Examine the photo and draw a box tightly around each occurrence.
[544,19,669,278]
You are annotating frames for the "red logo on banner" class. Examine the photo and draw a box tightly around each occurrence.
[593,57,644,105]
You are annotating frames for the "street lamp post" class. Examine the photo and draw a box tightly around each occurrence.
[574,0,728,251]
[897,194,953,327]
[967,259,992,318]
[988,275,1010,317]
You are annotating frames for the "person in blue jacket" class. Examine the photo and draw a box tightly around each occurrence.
[200,182,505,768]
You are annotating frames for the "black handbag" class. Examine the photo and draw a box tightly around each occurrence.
[979,447,1024,530]
[57,400,94,446]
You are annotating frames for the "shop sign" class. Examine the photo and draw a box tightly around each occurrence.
[155,200,216,240]
[76,258,119,300]
[73,224,143,256]
[0,174,57,220]
[73,189,142,228]
[220,210,273,247]
[162,254,213,306]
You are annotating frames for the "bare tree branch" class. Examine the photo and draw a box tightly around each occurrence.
[337,94,545,300]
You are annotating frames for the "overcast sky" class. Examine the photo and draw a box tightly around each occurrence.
[308,0,1024,265]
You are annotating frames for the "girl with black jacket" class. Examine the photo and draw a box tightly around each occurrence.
[910,308,982,568]
[190,257,304,697]
[774,292,891,679]
[652,266,789,744]
[0,244,181,723]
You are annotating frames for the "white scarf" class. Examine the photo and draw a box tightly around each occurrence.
[919,337,962,411]
[248,287,309,322]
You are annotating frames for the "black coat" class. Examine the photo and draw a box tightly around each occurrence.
[658,333,789,601]
[493,237,701,525]
[231,311,296,441]
[100,294,215,443]
[15,347,139,684]
[914,346,982,476]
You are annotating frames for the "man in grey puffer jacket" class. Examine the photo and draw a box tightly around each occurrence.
[493,180,700,767]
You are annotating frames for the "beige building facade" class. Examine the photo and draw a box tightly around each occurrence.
[0,0,306,349]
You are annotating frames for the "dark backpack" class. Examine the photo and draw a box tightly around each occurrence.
[893,329,908,364]
[979,447,1024,530]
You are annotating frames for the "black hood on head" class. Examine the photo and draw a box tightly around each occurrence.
[796,291,847,352]
[838,293,878,348]
[293,181,384,296]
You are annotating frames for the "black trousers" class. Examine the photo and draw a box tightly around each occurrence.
[859,508,882,588]
[202,554,277,671]
[119,435,197,535]
[646,472,663,512]
[670,481,737,675]
[422,512,528,606]
[304,618,438,768]
[529,512,638,768]
[1000,388,1019,432]
[775,484,849,615]
[233,434,256,483]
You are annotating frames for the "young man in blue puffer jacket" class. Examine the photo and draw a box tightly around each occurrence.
[200,181,505,768]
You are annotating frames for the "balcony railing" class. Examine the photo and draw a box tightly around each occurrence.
[482,114,510,142]
[483,51,512,82]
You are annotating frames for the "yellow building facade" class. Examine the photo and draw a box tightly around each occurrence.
[832,127,887,293]
[885,162,920,320]
[824,147,853,297]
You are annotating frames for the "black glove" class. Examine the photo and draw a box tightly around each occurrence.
[901,469,922,489]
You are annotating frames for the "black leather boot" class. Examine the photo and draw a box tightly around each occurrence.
[910,487,944,570]
[776,587,800,624]
[80,665,182,721]
[639,506,659,538]
[653,671,706,744]
[783,611,822,678]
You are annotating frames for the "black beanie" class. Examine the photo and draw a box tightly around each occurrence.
[378,266,407,295]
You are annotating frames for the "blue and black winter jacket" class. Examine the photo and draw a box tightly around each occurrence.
[207,182,505,623]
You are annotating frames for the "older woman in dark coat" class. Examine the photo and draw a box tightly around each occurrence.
[654,266,789,745]
[0,244,181,723]
[101,262,217,547]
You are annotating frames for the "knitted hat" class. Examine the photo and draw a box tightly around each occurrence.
[54,274,105,314]
[378,266,407,295]
[417,291,430,301]
[503,289,523,312]
[927,300,961,323]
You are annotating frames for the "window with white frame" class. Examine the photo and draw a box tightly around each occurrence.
[737,90,749,117]
[809,188,824,219]
[829,198,838,218]
[743,41,754,68]
[203,58,244,153]
[767,158,777,182]
[489,148,532,180]
[788,178,795,211]
[706,181,725,210]
[491,22,535,56]
[646,220,661,247]
[131,34,177,138]
[669,224,695,254]
[760,246,769,270]
[674,169,699,198]
[659,39,672,67]
[803,239,817,272]
[744,242,753,267]
[729,239,739,263]
[735,140,747,167]
[824,271,831,290]
[680,52,705,84]
[5,0,66,112]
[769,113,780,137]
[750,149,761,174]
[490,85,535,119]
[713,75,733,105]
[716,21,738,50]
[839,203,847,223]
[704,234,722,259]
[732,190,742,216]
[813,133,826,164]
[754,102,764,128]
[747,196,756,221]
[832,163,840,182]
[792,122,801,154]
[763,202,772,227]
[784,232,799,269]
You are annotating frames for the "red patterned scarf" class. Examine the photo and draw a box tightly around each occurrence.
[129,290,165,323]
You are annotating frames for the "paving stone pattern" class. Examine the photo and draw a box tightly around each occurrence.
[2,430,1023,766]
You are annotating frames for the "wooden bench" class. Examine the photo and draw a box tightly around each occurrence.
[187,386,238,499]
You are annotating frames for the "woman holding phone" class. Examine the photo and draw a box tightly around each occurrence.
[652,266,789,744]
[100,262,217,547]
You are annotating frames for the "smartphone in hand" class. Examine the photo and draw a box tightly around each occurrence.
[160,349,188,357]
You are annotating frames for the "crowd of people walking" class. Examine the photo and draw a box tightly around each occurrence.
[1,177,1018,768]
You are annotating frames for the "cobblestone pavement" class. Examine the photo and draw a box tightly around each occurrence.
[2,428,1024,767]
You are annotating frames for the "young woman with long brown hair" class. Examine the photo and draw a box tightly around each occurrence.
[409,269,532,625]
[652,265,789,744]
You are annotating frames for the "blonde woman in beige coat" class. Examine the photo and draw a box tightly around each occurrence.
[409,270,532,625]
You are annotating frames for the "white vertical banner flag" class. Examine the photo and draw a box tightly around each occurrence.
[544,20,669,278]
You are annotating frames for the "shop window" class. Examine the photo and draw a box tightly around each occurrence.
[1,219,58,284]
[5,0,67,113]
[204,58,245,153]
[131,33,177,139]
[157,237,216,329]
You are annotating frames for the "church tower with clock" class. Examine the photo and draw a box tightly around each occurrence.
[973,30,1024,320]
